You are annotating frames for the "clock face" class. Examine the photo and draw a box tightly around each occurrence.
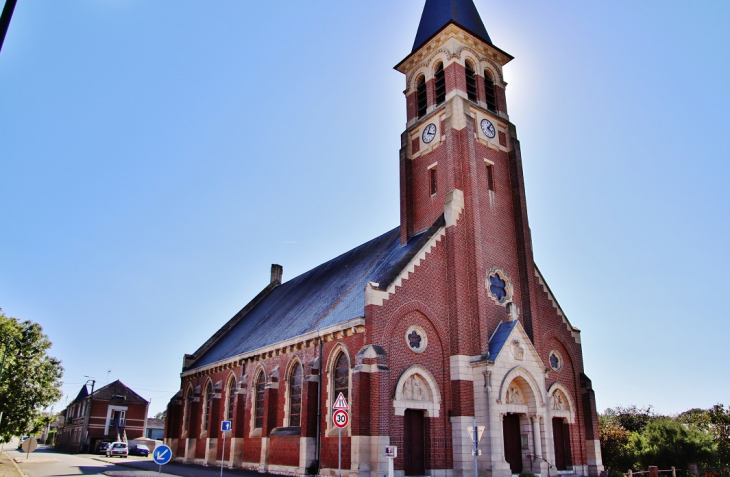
[480,119,496,138]
[422,123,437,143]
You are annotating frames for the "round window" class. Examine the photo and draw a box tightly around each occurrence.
[549,350,563,372]
[405,325,428,354]
[486,267,513,306]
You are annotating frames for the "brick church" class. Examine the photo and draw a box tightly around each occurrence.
[164,1,604,476]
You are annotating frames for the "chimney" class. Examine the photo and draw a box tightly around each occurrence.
[271,264,283,285]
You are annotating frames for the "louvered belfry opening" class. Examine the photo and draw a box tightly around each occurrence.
[434,63,445,105]
[465,61,478,102]
[484,71,496,111]
[417,75,428,118]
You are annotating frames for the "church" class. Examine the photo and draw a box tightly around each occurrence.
[164,1,604,477]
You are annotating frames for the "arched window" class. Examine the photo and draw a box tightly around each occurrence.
[226,378,236,422]
[289,362,303,427]
[183,387,192,431]
[202,381,213,432]
[417,76,427,118]
[434,62,445,105]
[333,352,349,406]
[465,60,478,102]
[254,372,266,429]
[484,70,496,112]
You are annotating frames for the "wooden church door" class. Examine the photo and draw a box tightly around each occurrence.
[404,410,426,476]
[503,413,523,474]
[552,418,573,470]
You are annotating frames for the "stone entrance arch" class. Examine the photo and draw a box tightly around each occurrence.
[393,365,441,417]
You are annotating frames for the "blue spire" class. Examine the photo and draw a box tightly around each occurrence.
[412,0,492,52]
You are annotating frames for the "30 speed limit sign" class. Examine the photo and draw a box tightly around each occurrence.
[333,409,349,428]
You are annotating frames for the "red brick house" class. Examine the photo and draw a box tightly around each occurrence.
[57,380,149,453]
[165,1,604,476]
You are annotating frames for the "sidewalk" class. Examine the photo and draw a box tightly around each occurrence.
[90,455,275,477]
[0,452,23,477]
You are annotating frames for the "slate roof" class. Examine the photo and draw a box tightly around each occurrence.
[72,384,89,403]
[487,320,518,360]
[412,0,492,52]
[146,418,165,429]
[91,380,148,404]
[191,218,445,369]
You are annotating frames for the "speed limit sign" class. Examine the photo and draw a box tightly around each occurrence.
[333,409,349,428]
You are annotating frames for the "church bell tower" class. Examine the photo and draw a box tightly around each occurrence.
[395,0,539,342]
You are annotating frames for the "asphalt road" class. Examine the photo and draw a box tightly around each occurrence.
[2,442,278,477]
[4,444,156,476]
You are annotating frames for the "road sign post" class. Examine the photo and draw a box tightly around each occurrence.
[221,421,232,477]
[466,419,485,477]
[152,444,173,475]
[333,393,350,477]
[21,437,37,459]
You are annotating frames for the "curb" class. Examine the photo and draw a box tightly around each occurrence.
[1,451,26,477]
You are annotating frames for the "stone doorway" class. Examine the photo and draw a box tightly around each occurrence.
[552,417,573,471]
[404,409,426,476]
[503,413,522,474]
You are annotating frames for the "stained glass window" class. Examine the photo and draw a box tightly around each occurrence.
[203,382,212,431]
[333,353,349,407]
[489,273,507,300]
[255,372,266,429]
[227,378,236,422]
[289,363,303,427]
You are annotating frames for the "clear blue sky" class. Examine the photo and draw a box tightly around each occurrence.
[2,1,729,418]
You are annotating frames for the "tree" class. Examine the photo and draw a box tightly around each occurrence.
[599,414,637,472]
[0,309,64,441]
[633,418,716,470]
[604,405,656,434]
[707,404,730,466]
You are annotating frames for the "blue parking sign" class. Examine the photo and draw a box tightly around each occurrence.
[221,420,232,432]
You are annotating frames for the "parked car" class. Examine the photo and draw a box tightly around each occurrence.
[96,442,110,454]
[17,436,29,449]
[105,442,128,458]
[129,444,150,457]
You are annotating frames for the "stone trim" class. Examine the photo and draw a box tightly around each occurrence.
[393,364,442,417]
[181,319,365,377]
[497,366,545,408]
[534,268,581,344]
[546,382,576,424]
[365,226,446,307]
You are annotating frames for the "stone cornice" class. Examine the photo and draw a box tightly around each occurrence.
[180,318,366,378]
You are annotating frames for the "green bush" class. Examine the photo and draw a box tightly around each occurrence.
[633,418,716,470]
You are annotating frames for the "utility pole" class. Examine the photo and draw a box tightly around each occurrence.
[0,0,18,53]
[82,378,96,453]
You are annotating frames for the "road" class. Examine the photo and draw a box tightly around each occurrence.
[4,444,158,476]
[2,442,275,477]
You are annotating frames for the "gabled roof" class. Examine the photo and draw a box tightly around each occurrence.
[91,380,148,404]
[412,0,492,52]
[191,220,444,370]
[72,384,89,403]
[487,320,518,360]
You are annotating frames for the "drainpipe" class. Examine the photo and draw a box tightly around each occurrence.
[314,333,324,474]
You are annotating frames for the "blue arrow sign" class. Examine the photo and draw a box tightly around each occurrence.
[221,420,232,432]
[153,445,172,465]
